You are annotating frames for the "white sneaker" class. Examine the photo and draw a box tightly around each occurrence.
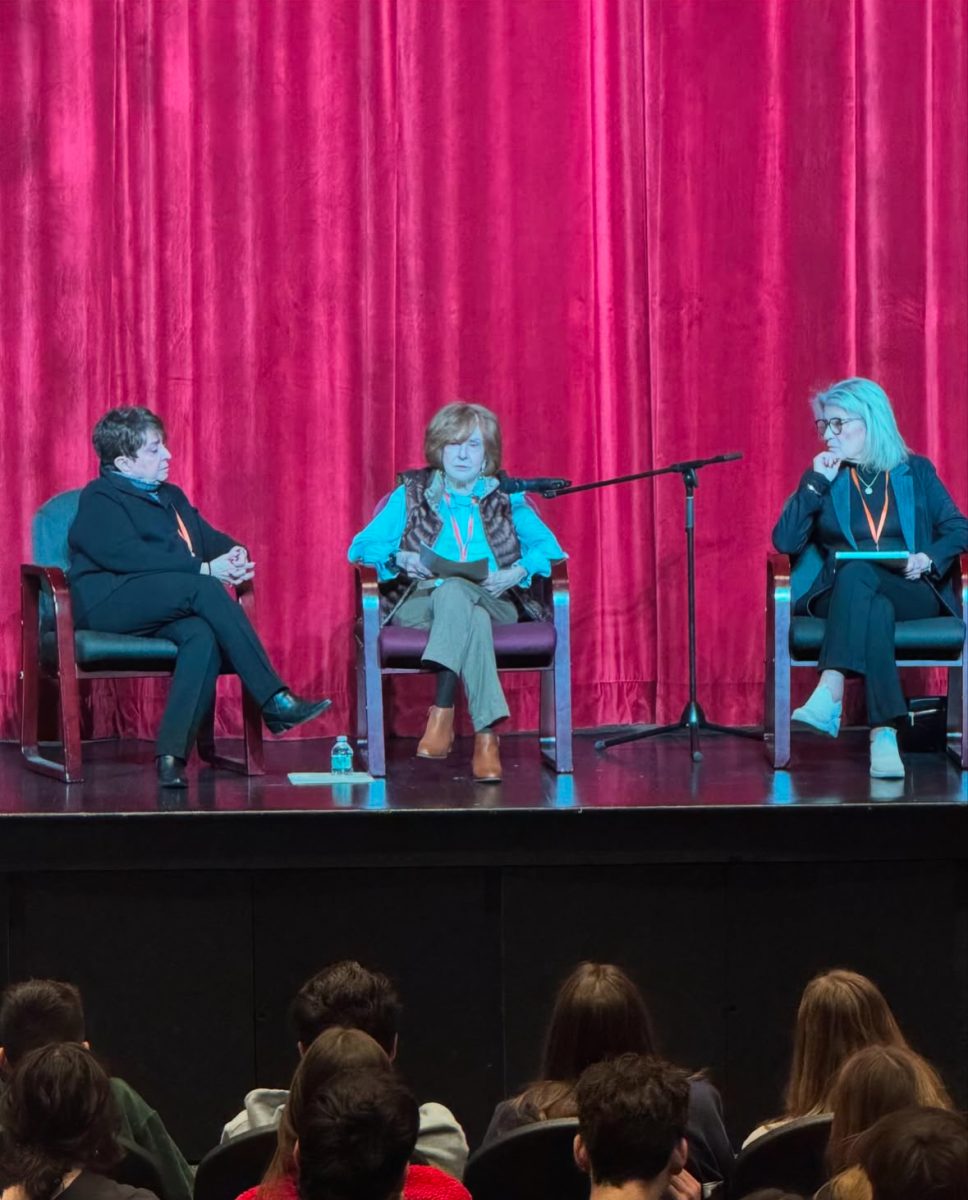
[792,684,842,738]
[870,727,905,778]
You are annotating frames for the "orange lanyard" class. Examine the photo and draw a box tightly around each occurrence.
[174,509,195,555]
[443,492,477,561]
[851,468,890,548]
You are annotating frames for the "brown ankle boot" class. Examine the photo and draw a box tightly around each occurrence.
[472,731,502,782]
[416,706,455,759]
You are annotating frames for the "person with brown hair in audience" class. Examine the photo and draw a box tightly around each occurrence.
[742,969,908,1146]
[0,1043,157,1200]
[816,1046,954,1200]
[0,980,192,1200]
[573,1053,700,1200]
[854,1107,968,1200]
[480,962,733,1187]
[221,961,466,1178]
[235,1028,470,1200]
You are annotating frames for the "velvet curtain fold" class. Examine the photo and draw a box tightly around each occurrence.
[2,0,966,741]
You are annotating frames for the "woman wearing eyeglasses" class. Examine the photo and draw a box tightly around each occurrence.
[772,377,968,777]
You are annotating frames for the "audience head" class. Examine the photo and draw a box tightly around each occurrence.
[574,1053,689,1190]
[0,979,87,1074]
[828,1045,952,1172]
[92,407,167,468]
[856,1107,968,1200]
[293,1069,419,1200]
[785,969,907,1116]
[267,1027,392,1182]
[0,1042,121,1200]
[542,962,658,1082]
[290,962,402,1057]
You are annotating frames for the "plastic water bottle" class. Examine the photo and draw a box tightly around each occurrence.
[331,735,354,775]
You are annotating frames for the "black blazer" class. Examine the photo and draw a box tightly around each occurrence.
[772,454,968,615]
[68,472,237,622]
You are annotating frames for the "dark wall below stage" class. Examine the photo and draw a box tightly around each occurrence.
[3,859,967,1163]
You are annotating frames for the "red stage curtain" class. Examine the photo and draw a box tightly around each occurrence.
[1,0,966,741]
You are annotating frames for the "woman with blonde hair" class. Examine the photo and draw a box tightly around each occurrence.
[815,1045,953,1200]
[773,377,968,777]
[348,401,566,781]
[743,969,908,1147]
[480,962,733,1188]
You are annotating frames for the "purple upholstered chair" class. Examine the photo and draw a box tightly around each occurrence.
[353,501,572,777]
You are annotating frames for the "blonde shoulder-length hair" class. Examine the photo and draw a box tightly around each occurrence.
[827,1044,952,1174]
[783,969,908,1119]
[811,378,910,473]
[423,401,503,475]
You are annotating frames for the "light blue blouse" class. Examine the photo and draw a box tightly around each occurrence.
[348,475,567,585]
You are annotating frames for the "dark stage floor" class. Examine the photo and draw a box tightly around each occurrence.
[2,729,966,817]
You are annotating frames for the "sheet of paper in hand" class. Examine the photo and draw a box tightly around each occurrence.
[419,541,489,583]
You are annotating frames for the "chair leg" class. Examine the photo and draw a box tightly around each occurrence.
[540,659,573,774]
[946,665,967,769]
[242,690,265,775]
[197,684,265,776]
[58,668,85,782]
[21,667,85,783]
[361,640,386,778]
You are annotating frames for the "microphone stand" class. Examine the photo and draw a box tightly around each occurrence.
[545,453,758,763]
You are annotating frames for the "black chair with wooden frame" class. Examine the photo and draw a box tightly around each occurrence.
[21,488,265,783]
[765,543,968,769]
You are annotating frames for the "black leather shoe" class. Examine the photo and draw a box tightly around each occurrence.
[156,755,189,788]
[262,690,332,735]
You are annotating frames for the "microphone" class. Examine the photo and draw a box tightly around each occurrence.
[496,473,572,496]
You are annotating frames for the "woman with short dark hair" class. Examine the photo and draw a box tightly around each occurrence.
[0,1043,155,1200]
[69,407,331,788]
[348,401,566,782]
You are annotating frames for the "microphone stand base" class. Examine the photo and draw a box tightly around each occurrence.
[594,703,761,764]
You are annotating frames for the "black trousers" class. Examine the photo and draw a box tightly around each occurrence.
[80,573,284,759]
[811,560,941,726]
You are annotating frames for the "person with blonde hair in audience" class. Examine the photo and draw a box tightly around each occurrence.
[0,1043,157,1200]
[235,1027,470,1200]
[855,1107,968,1200]
[742,968,908,1146]
[480,962,733,1188]
[815,1045,953,1200]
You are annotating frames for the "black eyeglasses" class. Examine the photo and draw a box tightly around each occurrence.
[816,417,863,438]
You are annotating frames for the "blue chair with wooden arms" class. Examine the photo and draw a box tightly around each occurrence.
[20,488,265,782]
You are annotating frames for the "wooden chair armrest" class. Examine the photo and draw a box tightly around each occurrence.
[234,577,256,616]
[21,563,79,676]
[354,564,381,610]
[550,560,570,609]
[959,554,968,596]
[766,551,792,593]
